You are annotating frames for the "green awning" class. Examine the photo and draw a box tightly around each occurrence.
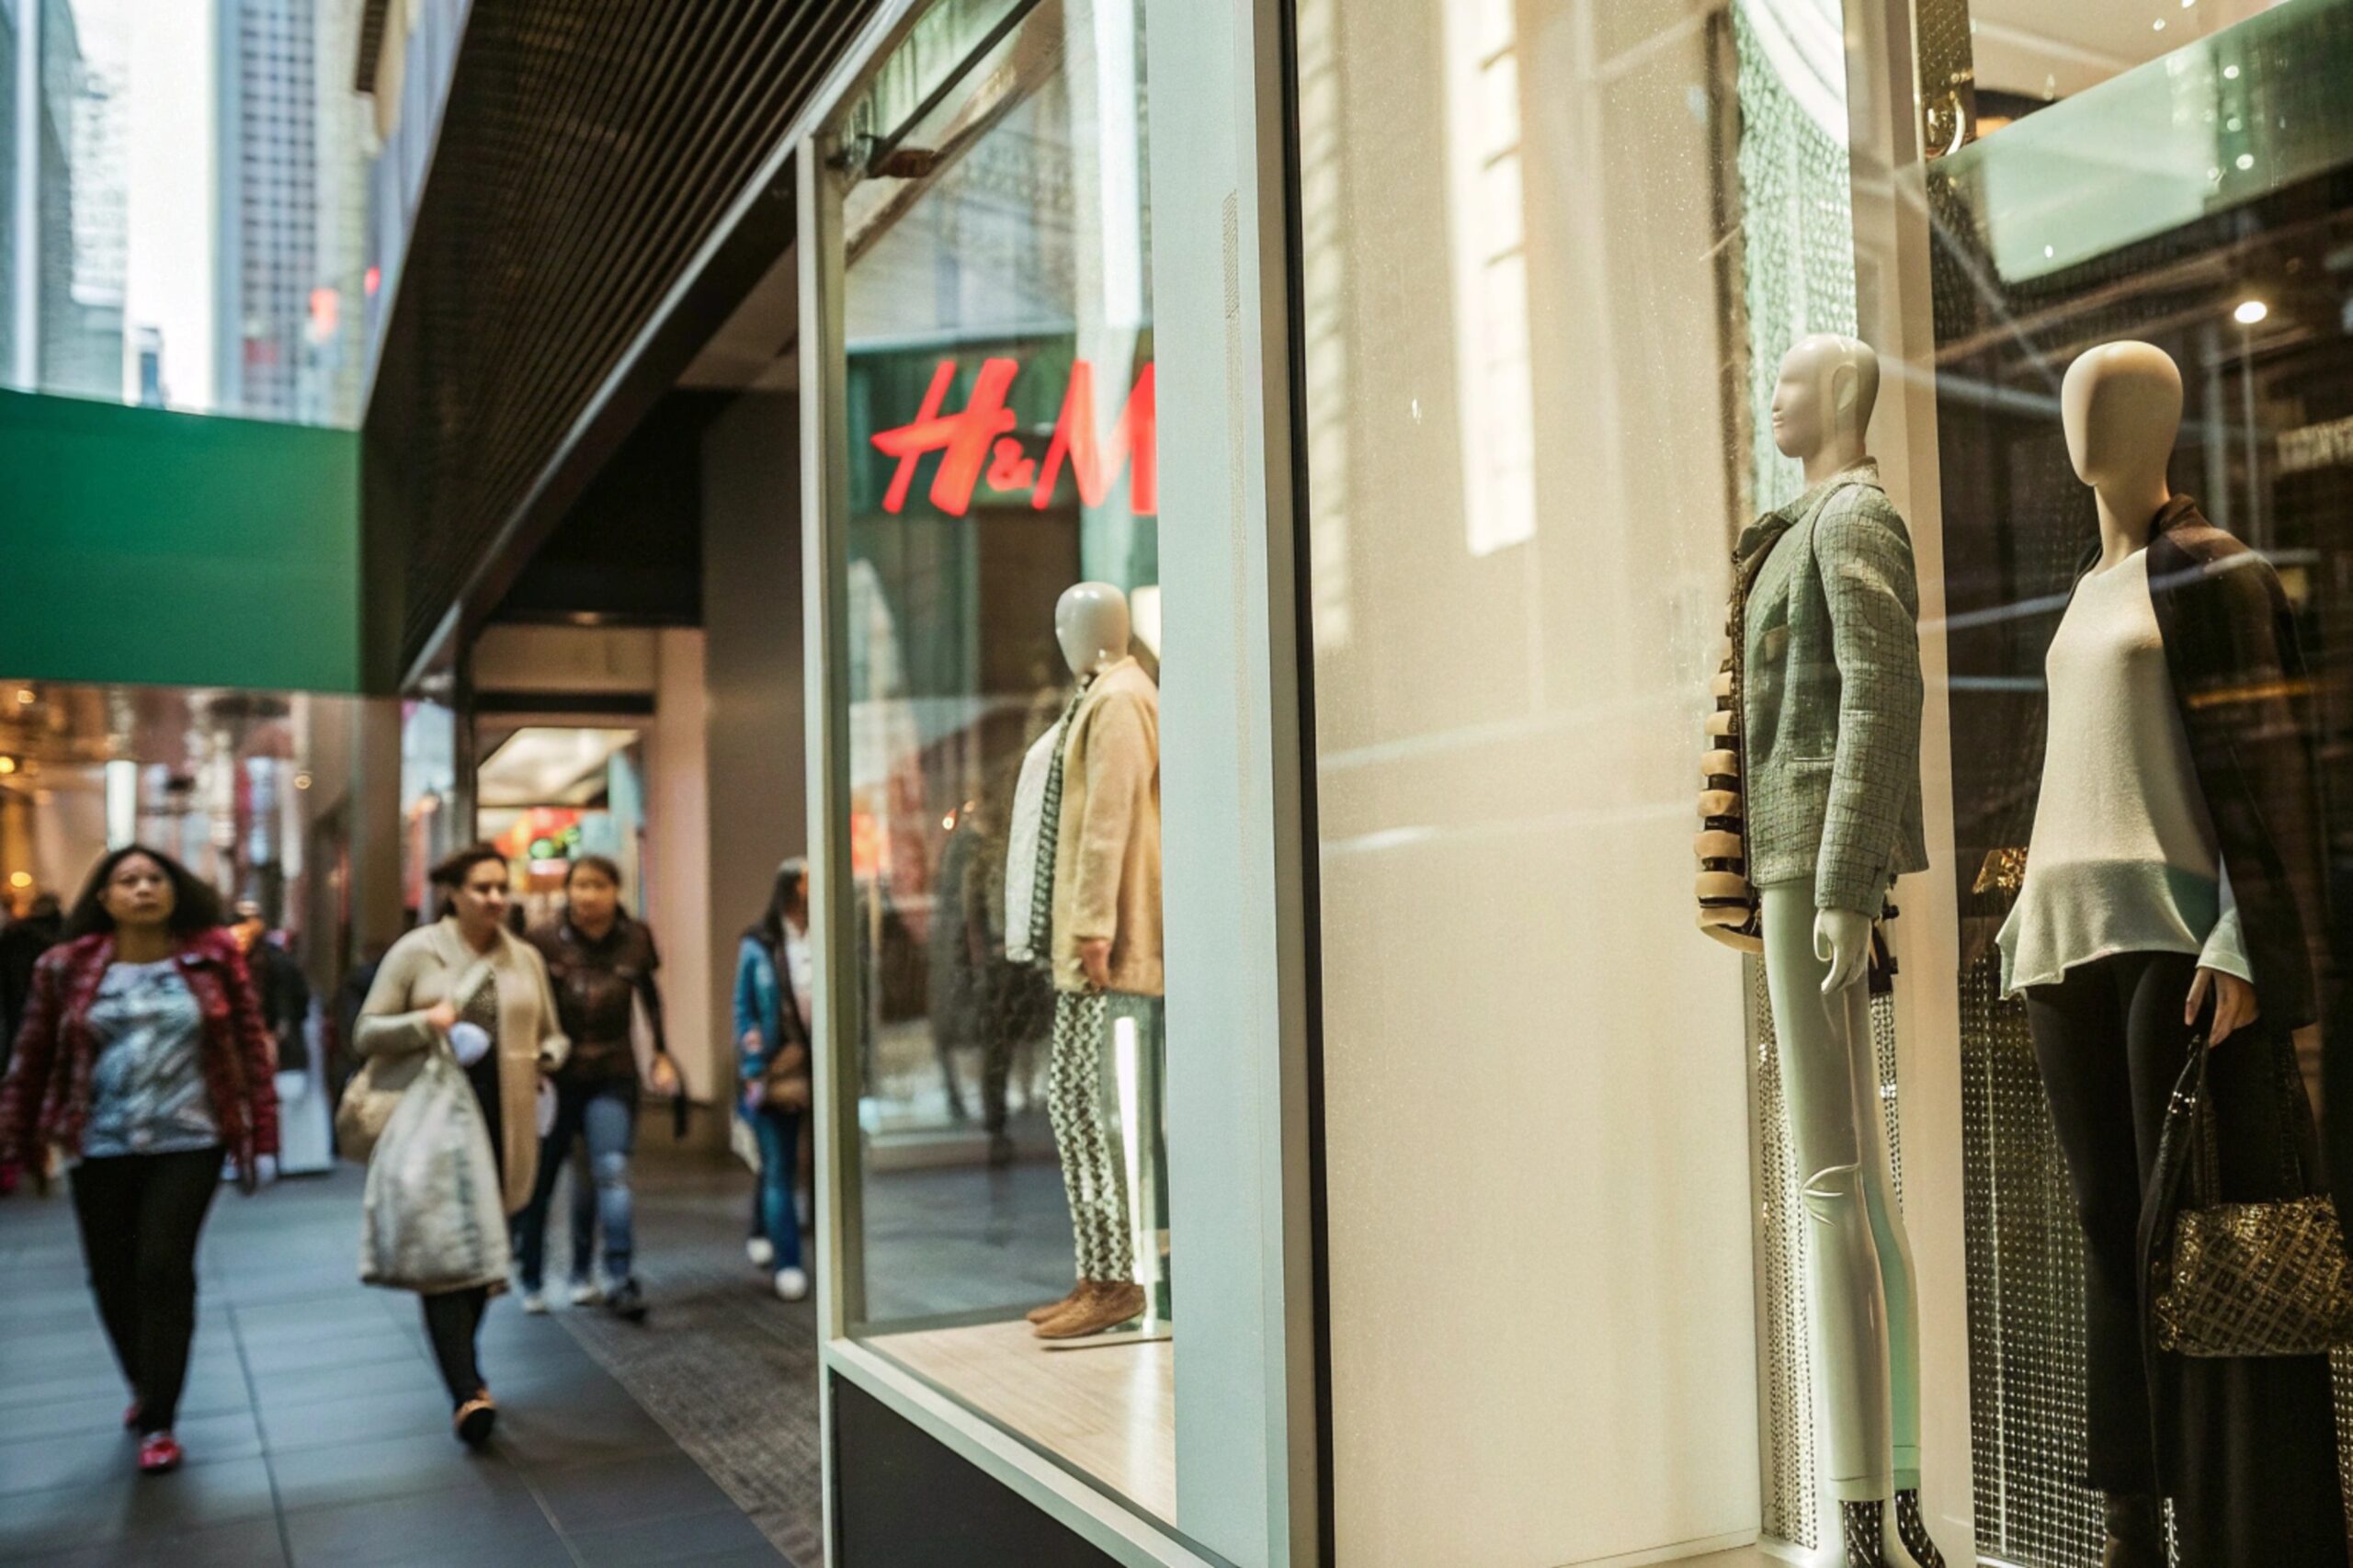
[0,391,370,694]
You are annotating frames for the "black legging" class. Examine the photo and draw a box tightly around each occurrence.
[69,1146,223,1435]
[2025,949,2346,1565]
[422,1286,491,1403]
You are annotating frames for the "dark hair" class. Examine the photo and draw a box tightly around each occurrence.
[565,855,622,890]
[428,843,508,920]
[751,858,809,950]
[65,845,226,939]
[429,843,507,891]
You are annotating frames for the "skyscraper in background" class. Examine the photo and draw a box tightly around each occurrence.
[3,0,106,394]
[2,0,364,424]
[217,0,316,421]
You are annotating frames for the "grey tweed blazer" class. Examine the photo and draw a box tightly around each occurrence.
[1737,460,1929,913]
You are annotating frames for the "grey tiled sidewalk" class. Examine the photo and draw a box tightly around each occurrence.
[0,1162,792,1568]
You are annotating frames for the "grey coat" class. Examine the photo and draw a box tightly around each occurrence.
[1737,460,1929,913]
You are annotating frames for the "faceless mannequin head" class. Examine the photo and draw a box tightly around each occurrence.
[1770,334,1881,470]
[1056,583,1131,677]
[2062,341,2181,492]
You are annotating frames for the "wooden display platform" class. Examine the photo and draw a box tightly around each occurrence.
[870,1317,1176,1522]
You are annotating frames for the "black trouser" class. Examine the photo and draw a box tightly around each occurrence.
[419,1051,506,1407]
[68,1145,223,1435]
[421,1287,491,1405]
[2026,950,2346,1565]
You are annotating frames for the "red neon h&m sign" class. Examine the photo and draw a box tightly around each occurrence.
[871,357,1156,517]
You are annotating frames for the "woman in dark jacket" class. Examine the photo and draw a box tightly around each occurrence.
[518,856,677,1320]
[0,846,279,1475]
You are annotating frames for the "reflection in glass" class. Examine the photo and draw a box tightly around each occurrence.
[834,0,1166,1358]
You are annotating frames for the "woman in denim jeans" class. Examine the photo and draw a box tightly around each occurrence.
[735,860,812,1302]
[517,858,677,1319]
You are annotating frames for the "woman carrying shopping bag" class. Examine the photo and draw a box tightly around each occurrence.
[348,844,566,1446]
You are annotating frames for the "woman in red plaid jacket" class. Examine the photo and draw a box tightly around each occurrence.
[0,846,279,1477]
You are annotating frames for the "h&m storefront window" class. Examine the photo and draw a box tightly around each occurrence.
[812,0,1176,1525]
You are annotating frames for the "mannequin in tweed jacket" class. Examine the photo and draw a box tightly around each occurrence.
[1739,335,1945,1568]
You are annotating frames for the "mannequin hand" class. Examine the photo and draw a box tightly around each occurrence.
[1079,938,1113,991]
[1814,908,1872,995]
[448,1020,493,1067]
[423,1000,460,1035]
[2186,967,2259,1048]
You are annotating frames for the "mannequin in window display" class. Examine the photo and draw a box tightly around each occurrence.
[1005,582,1164,1341]
[1699,335,1944,1568]
[1996,342,2344,1568]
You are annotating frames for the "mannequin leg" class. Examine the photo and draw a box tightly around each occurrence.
[1048,990,1129,1281]
[1842,977,1924,1492]
[1760,881,1895,1504]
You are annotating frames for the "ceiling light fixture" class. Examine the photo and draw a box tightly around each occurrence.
[2234,299,2269,325]
[2152,17,2166,29]
[2223,63,2241,79]
[2237,152,2256,169]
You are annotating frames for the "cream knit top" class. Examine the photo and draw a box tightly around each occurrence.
[1997,550,2249,995]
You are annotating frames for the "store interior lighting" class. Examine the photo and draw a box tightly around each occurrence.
[477,727,640,808]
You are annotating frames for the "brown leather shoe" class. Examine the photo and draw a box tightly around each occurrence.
[1026,1283,1084,1324]
[1035,1280,1146,1340]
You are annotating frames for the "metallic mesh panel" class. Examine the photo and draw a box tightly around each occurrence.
[1959,953,2106,1566]
[365,0,879,674]
[1732,3,1858,512]
[1912,0,1976,157]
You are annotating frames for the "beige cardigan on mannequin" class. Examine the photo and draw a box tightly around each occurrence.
[356,918,569,1215]
[1051,655,1164,996]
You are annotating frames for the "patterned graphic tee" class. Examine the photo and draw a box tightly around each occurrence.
[81,959,220,1159]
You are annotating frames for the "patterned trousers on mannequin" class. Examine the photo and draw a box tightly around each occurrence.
[1049,990,1131,1282]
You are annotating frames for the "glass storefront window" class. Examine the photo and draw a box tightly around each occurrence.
[1935,1,2353,1560]
[817,0,1172,1519]
[1288,0,2353,1562]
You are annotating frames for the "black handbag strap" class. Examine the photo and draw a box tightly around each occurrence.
[2146,1030,2320,1238]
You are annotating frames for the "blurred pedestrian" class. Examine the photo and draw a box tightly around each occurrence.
[230,900,311,1074]
[0,847,279,1475]
[518,856,677,1320]
[0,891,64,1076]
[735,859,813,1302]
[353,845,567,1447]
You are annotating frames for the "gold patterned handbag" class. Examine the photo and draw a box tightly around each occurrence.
[1696,519,1790,951]
[2144,1033,2353,1358]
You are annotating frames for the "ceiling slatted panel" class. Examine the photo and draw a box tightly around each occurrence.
[365,0,875,681]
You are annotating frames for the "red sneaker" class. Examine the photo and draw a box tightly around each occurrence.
[137,1433,183,1474]
[123,1400,142,1431]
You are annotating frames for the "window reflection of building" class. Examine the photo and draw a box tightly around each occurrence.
[1442,0,1535,559]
